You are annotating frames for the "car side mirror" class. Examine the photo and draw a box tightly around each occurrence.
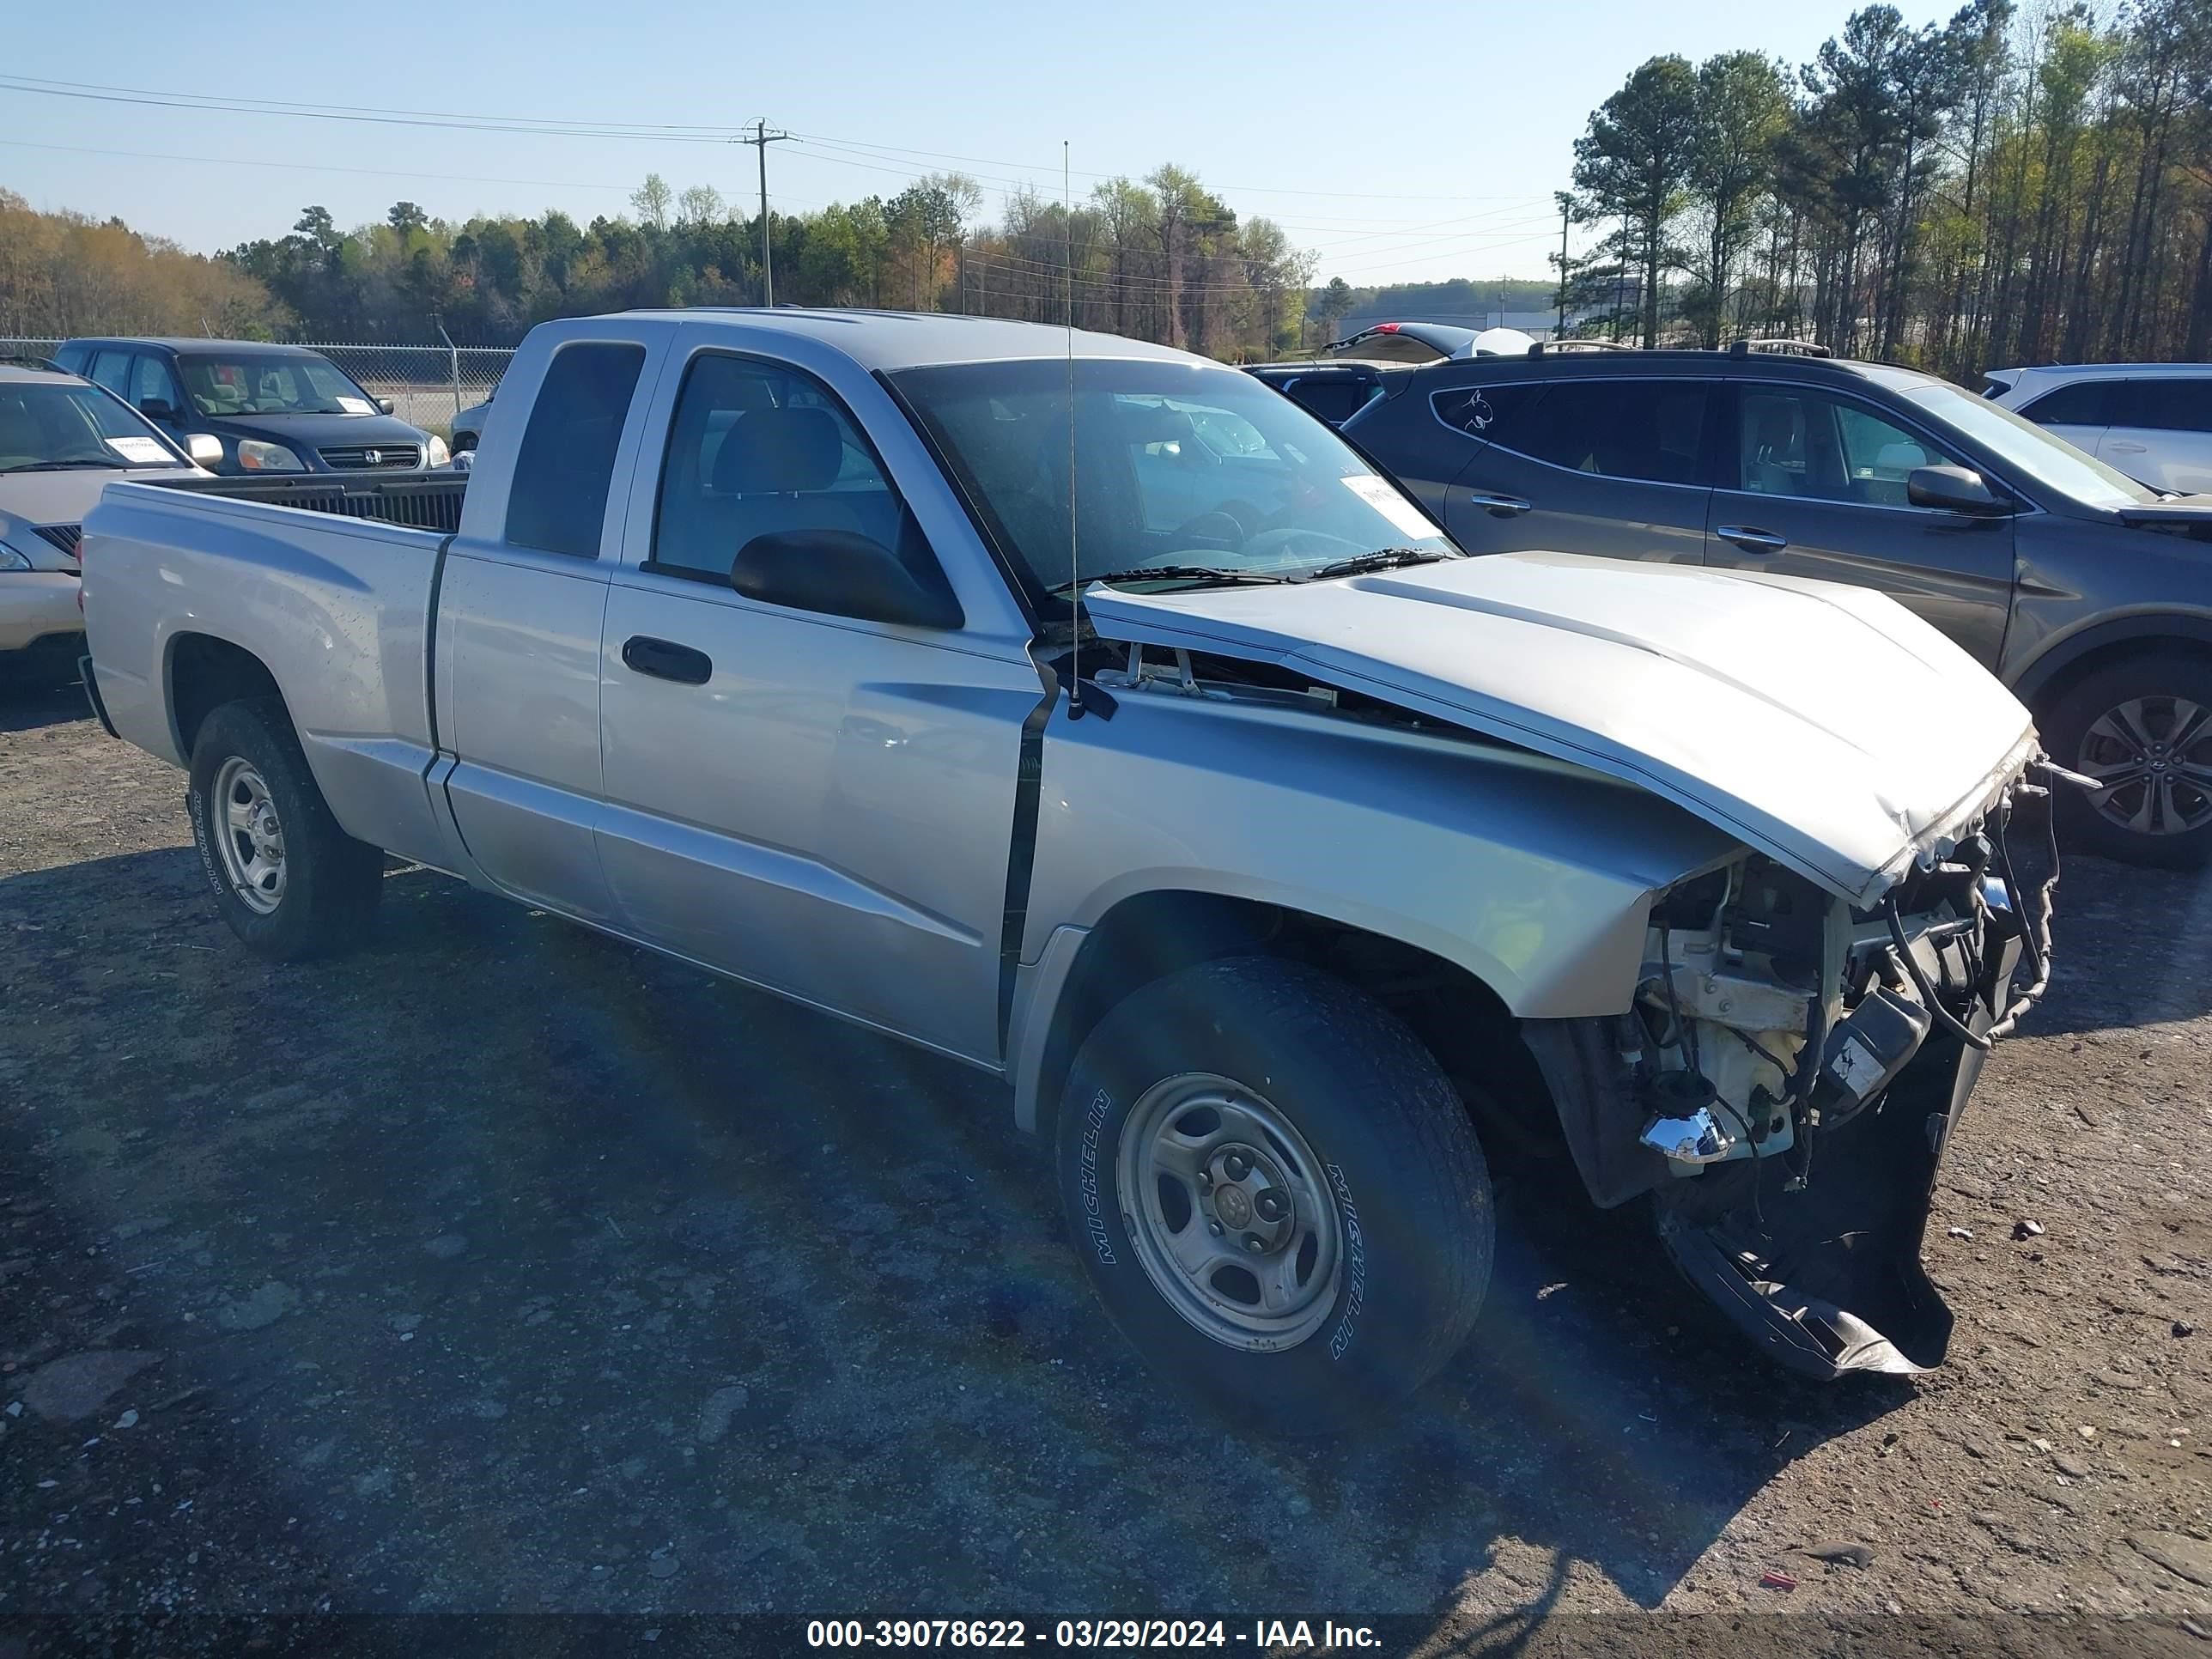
[1908,465,2008,514]
[375,397,397,416]
[731,528,964,630]
[185,433,225,466]
[137,397,176,422]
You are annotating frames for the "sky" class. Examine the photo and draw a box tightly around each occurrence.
[2,0,1962,289]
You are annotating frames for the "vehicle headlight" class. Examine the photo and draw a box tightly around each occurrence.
[237,439,305,472]
[0,540,32,572]
[427,433,451,468]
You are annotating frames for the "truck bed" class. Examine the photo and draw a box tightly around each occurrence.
[143,469,469,533]
[83,475,460,870]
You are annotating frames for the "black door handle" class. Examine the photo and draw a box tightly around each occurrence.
[621,635,713,685]
[1716,525,1790,555]
[1465,490,1532,517]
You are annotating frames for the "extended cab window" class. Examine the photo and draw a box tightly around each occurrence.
[651,353,908,583]
[1486,380,1706,484]
[504,342,646,559]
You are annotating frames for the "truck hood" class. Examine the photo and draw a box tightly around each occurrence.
[1082,551,2039,906]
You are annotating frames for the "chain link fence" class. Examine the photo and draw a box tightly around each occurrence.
[3,337,514,441]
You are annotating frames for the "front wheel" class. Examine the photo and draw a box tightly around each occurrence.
[2044,653,2212,868]
[187,697,384,958]
[1054,957,1492,1437]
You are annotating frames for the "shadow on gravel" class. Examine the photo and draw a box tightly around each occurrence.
[3,848,1912,1626]
[2010,851,2212,1036]
[0,667,89,733]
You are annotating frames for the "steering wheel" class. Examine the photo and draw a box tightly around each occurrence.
[1165,508,1248,550]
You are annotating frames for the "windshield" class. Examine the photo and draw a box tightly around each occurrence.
[889,358,1451,599]
[0,381,188,473]
[1894,380,2159,508]
[178,353,377,417]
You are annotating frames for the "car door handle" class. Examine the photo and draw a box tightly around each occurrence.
[1717,526,1790,554]
[1466,490,1532,517]
[621,635,713,685]
[2106,441,2148,453]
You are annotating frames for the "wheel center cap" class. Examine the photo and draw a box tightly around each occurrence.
[1214,1184,1253,1229]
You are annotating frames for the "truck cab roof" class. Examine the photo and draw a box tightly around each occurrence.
[601,307,1201,374]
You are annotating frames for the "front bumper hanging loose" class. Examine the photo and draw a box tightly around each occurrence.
[1653,777,2067,1382]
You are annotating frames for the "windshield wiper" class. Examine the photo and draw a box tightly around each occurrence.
[1048,565,1294,595]
[0,459,125,474]
[1297,547,1458,581]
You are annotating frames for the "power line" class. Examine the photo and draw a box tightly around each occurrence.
[0,137,638,195]
[786,130,1555,202]
[0,74,751,136]
[0,75,1558,216]
[0,76,750,143]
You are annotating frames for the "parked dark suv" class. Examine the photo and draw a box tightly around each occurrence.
[1338,343,2212,866]
[52,339,447,477]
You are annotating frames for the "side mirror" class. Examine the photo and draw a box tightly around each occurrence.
[137,397,176,422]
[185,433,225,466]
[375,397,398,416]
[1908,465,2008,514]
[731,528,963,630]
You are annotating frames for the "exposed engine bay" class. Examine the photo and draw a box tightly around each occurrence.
[1531,776,2064,1380]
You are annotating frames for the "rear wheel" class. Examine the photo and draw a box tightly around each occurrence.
[187,698,384,957]
[2044,653,2212,868]
[1054,957,1492,1437]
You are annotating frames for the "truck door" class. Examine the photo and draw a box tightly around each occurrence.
[592,337,1043,1066]
[434,336,659,923]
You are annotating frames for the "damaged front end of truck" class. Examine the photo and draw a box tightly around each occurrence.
[1524,782,2063,1380]
[1076,550,2075,1382]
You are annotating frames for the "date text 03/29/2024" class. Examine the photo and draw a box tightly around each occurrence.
[805,1620,1382,1650]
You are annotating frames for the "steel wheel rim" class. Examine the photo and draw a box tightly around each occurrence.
[1115,1072,1341,1352]
[213,757,287,914]
[2077,695,2212,836]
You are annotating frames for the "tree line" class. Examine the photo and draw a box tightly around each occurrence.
[0,167,1319,364]
[0,189,270,341]
[1564,0,2212,372]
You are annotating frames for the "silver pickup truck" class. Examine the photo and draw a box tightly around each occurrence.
[81,309,2065,1434]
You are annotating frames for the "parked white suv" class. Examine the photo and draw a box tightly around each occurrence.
[1985,363,2212,495]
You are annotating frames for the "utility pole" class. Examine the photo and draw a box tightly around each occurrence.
[741,119,794,307]
[1554,192,1572,337]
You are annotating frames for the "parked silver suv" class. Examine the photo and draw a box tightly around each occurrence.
[1985,362,2212,496]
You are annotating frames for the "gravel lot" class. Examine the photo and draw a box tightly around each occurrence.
[4,670,2212,1652]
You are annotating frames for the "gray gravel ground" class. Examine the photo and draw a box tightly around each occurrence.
[4,669,2212,1653]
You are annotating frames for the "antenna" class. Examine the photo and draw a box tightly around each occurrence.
[1066,138,1080,717]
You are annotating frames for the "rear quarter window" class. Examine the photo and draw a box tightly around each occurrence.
[1473,379,1708,486]
[1431,381,1547,441]
[503,342,647,559]
[2020,380,2110,426]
